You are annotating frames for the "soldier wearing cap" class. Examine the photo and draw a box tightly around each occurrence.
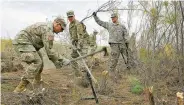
[93,12,130,82]
[13,16,70,93]
[66,10,90,87]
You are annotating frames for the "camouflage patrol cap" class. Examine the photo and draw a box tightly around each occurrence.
[111,13,118,18]
[67,10,74,17]
[54,17,66,29]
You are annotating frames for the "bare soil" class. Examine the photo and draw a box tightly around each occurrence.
[1,56,179,105]
[1,63,147,105]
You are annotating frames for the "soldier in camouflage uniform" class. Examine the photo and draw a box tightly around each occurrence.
[93,12,130,81]
[66,10,90,87]
[88,30,98,53]
[13,17,70,93]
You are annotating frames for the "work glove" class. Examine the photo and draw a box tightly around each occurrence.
[54,60,63,69]
[54,58,70,69]
[62,58,70,66]
[72,40,81,50]
[92,12,97,16]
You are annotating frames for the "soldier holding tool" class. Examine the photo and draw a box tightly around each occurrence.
[93,12,130,82]
[13,17,70,93]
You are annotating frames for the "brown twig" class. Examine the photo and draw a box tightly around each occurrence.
[163,66,176,79]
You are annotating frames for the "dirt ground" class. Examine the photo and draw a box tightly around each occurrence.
[1,61,149,105]
[1,54,180,105]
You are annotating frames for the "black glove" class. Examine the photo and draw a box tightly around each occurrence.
[125,42,129,48]
[93,12,97,16]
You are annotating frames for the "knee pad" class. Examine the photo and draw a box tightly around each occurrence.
[25,63,42,78]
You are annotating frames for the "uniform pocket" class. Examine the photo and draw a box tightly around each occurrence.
[17,44,36,52]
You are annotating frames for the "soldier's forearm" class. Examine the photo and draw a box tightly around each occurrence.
[45,46,59,64]
[94,15,101,25]
[94,15,108,29]
[93,15,98,21]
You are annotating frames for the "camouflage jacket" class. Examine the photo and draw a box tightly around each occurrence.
[14,22,62,63]
[89,34,96,46]
[94,15,129,44]
[69,20,89,46]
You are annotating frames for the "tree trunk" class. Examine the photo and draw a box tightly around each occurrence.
[179,1,184,88]
[174,1,183,87]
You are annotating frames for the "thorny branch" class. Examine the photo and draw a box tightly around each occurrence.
[81,0,143,22]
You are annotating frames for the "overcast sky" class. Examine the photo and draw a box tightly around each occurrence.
[0,0,141,45]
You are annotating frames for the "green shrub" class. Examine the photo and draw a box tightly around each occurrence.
[129,76,144,95]
[131,84,144,95]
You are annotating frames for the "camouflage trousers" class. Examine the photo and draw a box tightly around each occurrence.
[13,43,43,82]
[108,43,130,78]
[71,45,88,77]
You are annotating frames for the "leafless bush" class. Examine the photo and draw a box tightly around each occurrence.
[1,47,22,72]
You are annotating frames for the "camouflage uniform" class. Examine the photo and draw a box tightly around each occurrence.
[88,30,98,53]
[67,10,90,77]
[67,10,90,87]
[93,13,130,79]
[13,17,67,92]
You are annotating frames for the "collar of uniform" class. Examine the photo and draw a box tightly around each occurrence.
[113,22,119,25]
[71,19,77,24]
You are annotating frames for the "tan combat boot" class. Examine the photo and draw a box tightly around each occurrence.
[13,79,30,93]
